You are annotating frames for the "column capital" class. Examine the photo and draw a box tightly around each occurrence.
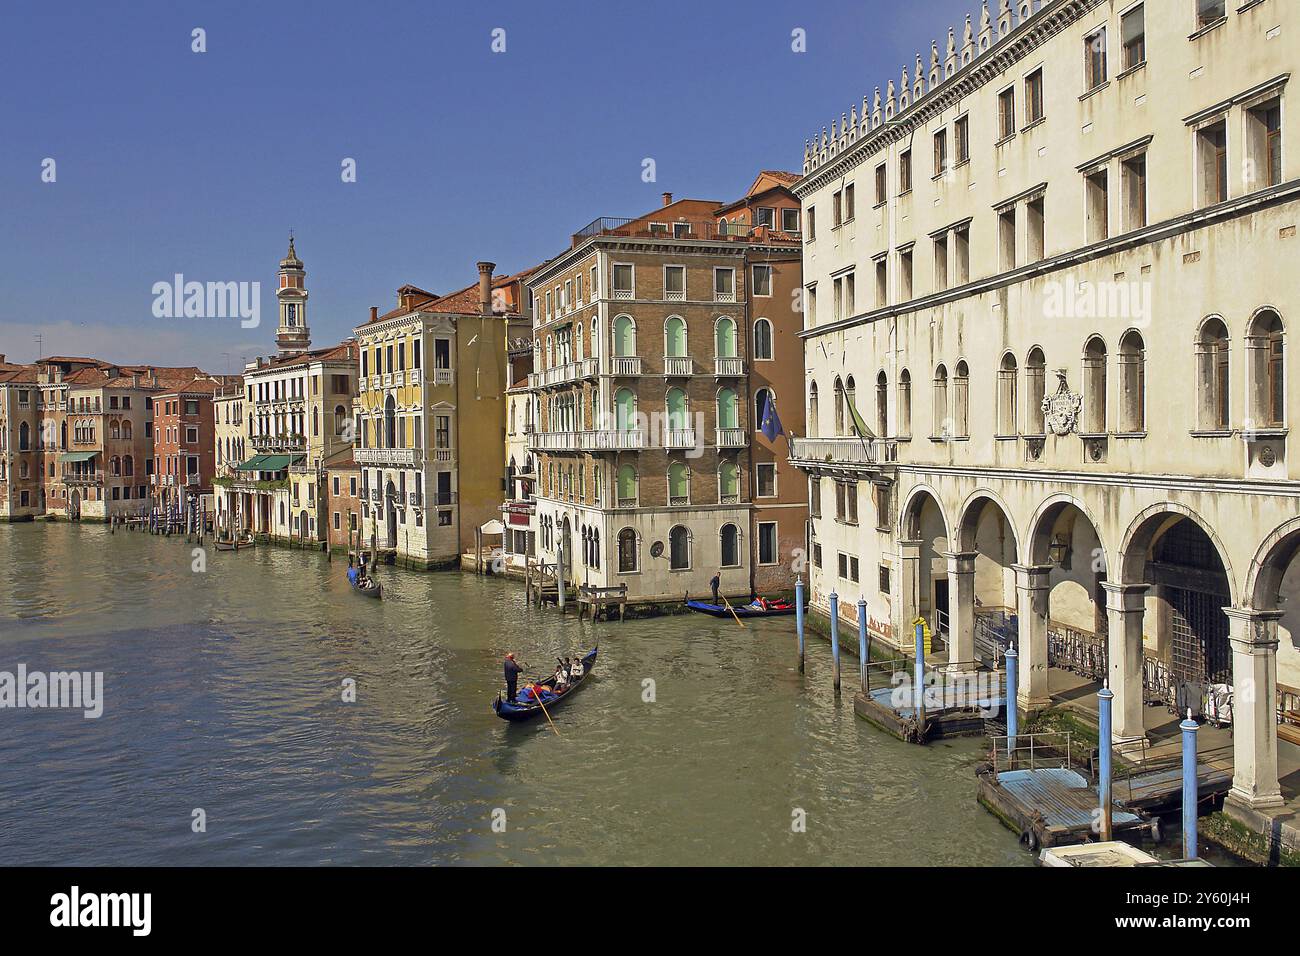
[1011,563,1052,589]
[1101,580,1148,612]
[897,539,922,559]
[1225,606,1283,652]
[941,550,977,574]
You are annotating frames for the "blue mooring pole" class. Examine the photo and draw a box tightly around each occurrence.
[1098,684,1114,842]
[914,620,926,728]
[795,577,806,675]
[857,598,869,694]
[1004,645,1019,755]
[1181,710,1200,859]
[829,591,841,694]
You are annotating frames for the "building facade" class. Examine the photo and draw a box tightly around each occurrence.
[323,447,361,553]
[152,379,219,519]
[352,263,533,568]
[793,0,1297,812]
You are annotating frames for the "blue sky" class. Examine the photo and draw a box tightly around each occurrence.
[0,0,974,371]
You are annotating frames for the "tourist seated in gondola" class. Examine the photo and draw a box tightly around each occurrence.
[553,661,570,692]
[570,656,585,680]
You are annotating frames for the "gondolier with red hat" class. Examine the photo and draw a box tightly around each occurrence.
[503,653,525,703]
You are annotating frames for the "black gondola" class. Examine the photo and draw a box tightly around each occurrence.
[492,647,598,721]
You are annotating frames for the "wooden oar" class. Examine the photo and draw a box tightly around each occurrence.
[531,684,561,737]
[720,593,746,629]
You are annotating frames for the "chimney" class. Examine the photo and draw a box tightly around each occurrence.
[369,306,378,323]
[477,261,495,314]
[662,192,673,207]
[0,354,5,363]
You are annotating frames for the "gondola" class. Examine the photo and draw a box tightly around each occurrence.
[685,597,797,618]
[347,566,382,599]
[214,532,254,552]
[493,647,598,722]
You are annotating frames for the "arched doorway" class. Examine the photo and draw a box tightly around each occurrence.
[953,492,1020,669]
[385,480,398,548]
[898,487,950,647]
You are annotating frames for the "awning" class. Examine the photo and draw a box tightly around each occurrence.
[58,451,98,463]
[479,519,506,536]
[259,455,295,471]
[235,455,270,471]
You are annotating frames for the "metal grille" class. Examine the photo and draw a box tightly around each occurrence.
[1168,587,1231,685]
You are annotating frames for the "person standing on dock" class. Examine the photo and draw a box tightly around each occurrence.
[710,571,721,604]
[503,653,524,703]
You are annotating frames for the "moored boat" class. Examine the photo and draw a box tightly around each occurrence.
[493,647,598,721]
[685,597,797,618]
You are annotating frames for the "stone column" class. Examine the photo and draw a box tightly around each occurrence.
[1012,564,1053,713]
[1226,607,1284,810]
[943,551,977,672]
[1102,582,1149,749]
[898,540,922,647]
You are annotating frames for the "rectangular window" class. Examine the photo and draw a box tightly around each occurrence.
[933,234,949,291]
[844,183,855,221]
[875,163,887,205]
[956,116,970,163]
[997,88,1016,140]
[758,522,778,565]
[781,207,800,233]
[756,462,776,498]
[756,206,775,228]
[899,150,912,193]
[934,129,948,176]
[845,272,855,315]
[807,206,816,239]
[879,564,891,594]
[838,552,848,579]
[752,265,772,297]
[1025,69,1044,123]
[1085,168,1109,242]
[1026,196,1045,262]
[1122,152,1148,230]
[849,556,860,583]
[714,268,735,301]
[806,286,817,326]
[664,264,686,300]
[875,258,888,308]
[832,190,843,227]
[612,263,634,297]
[1197,0,1225,30]
[809,478,821,518]
[1121,6,1145,71]
[1248,98,1283,189]
[833,276,843,321]
[899,248,914,301]
[998,207,1017,271]
[1085,27,1107,92]
[1197,119,1229,206]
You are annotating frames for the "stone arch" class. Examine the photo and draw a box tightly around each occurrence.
[1118,502,1238,604]
[955,489,1022,558]
[1243,517,1300,613]
[1025,493,1110,570]
[899,483,951,543]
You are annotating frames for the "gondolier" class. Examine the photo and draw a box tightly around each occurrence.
[710,571,721,603]
[503,653,524,703]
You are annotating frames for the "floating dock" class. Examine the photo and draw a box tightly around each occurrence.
[853,662,1006,744]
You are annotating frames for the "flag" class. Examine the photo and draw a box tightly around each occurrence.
[845,393,876,440]
[759,392,784,441]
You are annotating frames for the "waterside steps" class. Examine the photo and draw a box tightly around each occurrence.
[853,658,1007,744]
[976,731,1234,851]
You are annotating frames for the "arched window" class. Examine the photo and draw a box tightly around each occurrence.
[1248,309,1285,427]
[591,317,600,356]
[669,525,691,570]
[1118,330,1145,433]
[897,369,912,438]
[110,456,121,476]
[755,388,775,428]
[933,365,949,438]
[753,318,773,360]
[613,314,636,356]
[615,388,637,431]
[952,361,969,437]
[616,463,638,507]
[717,387,738,430]
[110,420,120,440]
[334,405,347,435]
[313,406,320,437]
[1083,336,1107,433]
[668,461,690,505]
[384,395,397,447]
[591,527,600,569]
[124,455,134,477]
[122,421,132,440]
[618,528,638,572]
[833,377,845,435]
[715,316,737,358]
[1026,347,1047,434]
[719,459,739,502]
[666,387,688,430]
[1197,318,1230,430]
[997,353,1018,435]
[875,371,888,437]
[720,523,740,567]
[665,316,687,357]
[808,381,820,438]
[19,422,29,451]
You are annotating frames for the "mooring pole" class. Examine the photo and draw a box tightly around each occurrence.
[556,541,566,612]
[828,591,841,694]
[857,598,869,694]
[1098,684,1114,842]
[795,577,806,674]
[1005,644,1018,756]
[914,620,926,730]
[1181,709,1200,859]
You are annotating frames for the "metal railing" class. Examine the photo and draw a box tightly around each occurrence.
[988,730,1074,777]
[788,436,898,467]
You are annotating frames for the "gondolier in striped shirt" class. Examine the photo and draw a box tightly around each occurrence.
[503,653,524,702]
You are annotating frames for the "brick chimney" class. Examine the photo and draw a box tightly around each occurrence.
[477,261,495,314]
[369,306,378,323]
[662,192,673,206]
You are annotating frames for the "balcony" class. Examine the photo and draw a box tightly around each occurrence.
[715,427,746,448]
[610,356,642,376]
[431,368,454,386]
[64,472,104,487]
[354,447,420,467]
[528,357,599,389]
[432,447,453,462]
[664,428,698,450]
[569,216,796,248]
[407,369,422,386]
[663,356,692,376]
[429,491,458,506]
[788,436,899,471]
[714,357,745,377]
[530,429,646,452]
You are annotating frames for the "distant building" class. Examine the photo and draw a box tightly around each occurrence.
[151,378,221,519]
[323,446,361,553]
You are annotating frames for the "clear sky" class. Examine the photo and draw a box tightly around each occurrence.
[0,0,975,372]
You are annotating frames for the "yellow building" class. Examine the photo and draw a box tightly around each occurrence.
[353,262,536,567]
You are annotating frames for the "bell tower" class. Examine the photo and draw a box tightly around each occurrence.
[275,234,311,356]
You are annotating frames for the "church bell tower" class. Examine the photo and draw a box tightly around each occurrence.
[275,234,311,356]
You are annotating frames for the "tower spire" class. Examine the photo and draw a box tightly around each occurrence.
[275,233,310,356]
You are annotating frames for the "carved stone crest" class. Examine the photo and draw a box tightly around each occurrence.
[1042,369,1082,436]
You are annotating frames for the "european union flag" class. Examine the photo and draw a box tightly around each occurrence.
[760,392,784,441]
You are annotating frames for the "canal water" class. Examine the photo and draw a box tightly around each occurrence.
[0,521,1032,866]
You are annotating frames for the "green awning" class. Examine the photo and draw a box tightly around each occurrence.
[235,455,269,471]
[59,451,98,463]
[258,455,294,471]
